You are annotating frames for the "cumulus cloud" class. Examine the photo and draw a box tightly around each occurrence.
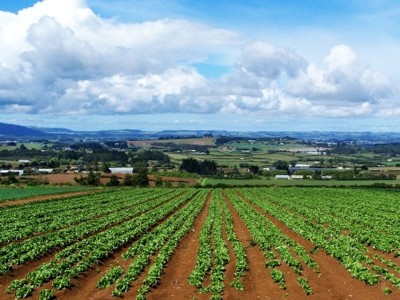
[287,45,393,112]
[0,0,398,120]
[238,41,307,79]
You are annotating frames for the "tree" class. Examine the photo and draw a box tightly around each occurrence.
[87,170,100,186]
[5,173,19,185]
[123,174,134,186]
[180,158,217,175]
[200,160,217,175]
[154,176,163,187]
[312,170,321,180]
[248,165,260,174]
[74,170,100,186]
[107,175,120,186]
[163,181,173,188]
[273,160,289,172]
[102,163,111,173]
[134,168,149,187]
[133,161,147,171]
[180,158,201,174]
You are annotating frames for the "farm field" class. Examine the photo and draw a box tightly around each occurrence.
[0,186,98,203]
[0,187,399,299]
[202,177,400,187]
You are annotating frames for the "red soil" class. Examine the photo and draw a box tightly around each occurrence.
[22,173,198,186]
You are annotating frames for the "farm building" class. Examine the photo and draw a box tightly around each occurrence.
[295,164,310,168]
[0,169,24,176]
[38,169,54,174]
[291,175,304,180]
[109,167,134,174]
[18,159,30,164]
[275,175,290,180]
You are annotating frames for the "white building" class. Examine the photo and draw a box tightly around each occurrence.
[38,169,54,174]
[295,164,310,168]
[109,167,134,174]
[0,170,24,176]
[18,159,30,164]
[275,175,290,180]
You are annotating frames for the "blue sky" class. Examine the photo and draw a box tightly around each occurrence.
[0,0,399,131]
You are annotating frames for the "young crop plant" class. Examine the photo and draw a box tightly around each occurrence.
[221,190,248,291]
[271,268,286,290]
[52,276,72,290]
[5,279,34,299]
[39,289,55,300]
[97,265,124,289]
[207,190,230,298]
[188,192,216,290]
[382,287,392,295]
[297,277,313,295]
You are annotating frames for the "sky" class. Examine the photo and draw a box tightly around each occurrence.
[0,0,399,132]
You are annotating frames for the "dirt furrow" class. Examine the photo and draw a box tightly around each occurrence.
[147,191,212,300]
[223,189,287,299]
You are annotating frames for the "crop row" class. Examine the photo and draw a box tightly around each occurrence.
[0,189,169,244]
[110,189,208,297]
[0,187,93,202]
[239,187,400,291]
[226,189,317,294]
[0,189,184,275]
[5,189,199,299]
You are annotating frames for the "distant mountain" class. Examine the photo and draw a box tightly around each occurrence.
[0,122,49,137]
[37,127,75,134]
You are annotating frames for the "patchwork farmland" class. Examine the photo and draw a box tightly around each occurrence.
[0,187,399,299]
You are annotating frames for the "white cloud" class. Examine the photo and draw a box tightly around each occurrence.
[0,0,399,122]
[238,41,307,79]
[287,45,393,109]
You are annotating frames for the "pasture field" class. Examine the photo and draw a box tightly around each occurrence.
[0,187,399,299]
